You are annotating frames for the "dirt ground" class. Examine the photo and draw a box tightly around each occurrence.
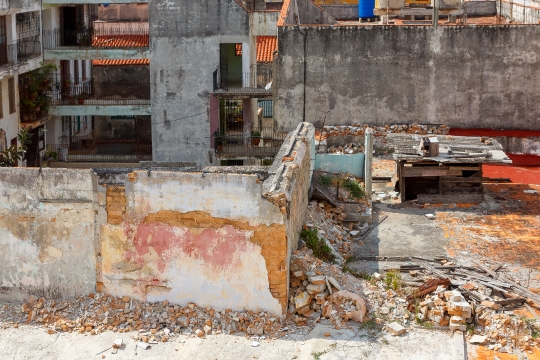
[0,322,456,360]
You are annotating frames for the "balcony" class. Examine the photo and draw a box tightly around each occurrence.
[42,29,149,60]
[215,132,286,158]
[0,40,42,72]
[47,76,151,116]
[213,68,272,98]
[47,139,152,163]
[42,0,147,4]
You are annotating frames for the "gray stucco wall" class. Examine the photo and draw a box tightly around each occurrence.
[93,65,150,99]
[149,0,250,166]
[275,25,540,131]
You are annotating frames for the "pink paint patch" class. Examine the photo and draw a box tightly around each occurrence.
[127,223,248,273]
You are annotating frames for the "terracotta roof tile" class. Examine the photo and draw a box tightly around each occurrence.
[92,59,150,66]
[92,34,149,48]
[256,36,277,63]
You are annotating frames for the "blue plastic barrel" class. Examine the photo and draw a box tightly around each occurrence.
[358,0,375,18]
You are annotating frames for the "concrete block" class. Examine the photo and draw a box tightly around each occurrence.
[387,322,406,336]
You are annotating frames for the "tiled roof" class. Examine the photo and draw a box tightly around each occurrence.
[92,59,150,66]
[256,36,277,63]
[92,34,149,48]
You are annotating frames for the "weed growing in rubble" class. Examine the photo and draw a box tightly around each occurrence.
[300,229,336,263]
[383,271,401,291]
[311,349,329,360]
[342,265,372,281]
[341,178,365,199]
[319,174,333,186]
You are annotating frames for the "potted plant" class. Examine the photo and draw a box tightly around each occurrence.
[77,22,94,46]
[77,93,85,104]
[215,136,223,152]
[251,130,261,146]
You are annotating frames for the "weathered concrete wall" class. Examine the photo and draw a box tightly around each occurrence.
[463,1,497,16]
[315,153,365,177]
[250,11,279,36]
[150,0,250,166]
[0,123,314,314]
[263,122,315,300]
[98,4,149,21]
[0,169,97,302]
[275,25,540,131]
[499,0,540,23]
[93,65,150,100]
[320,4,358,20]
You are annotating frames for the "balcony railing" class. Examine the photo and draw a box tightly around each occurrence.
[47,77,150,106]
[0,41,41,69]
[213,69,272,95]
[215,132,286,157]
[43,28,149,50]
[47,141,152,163]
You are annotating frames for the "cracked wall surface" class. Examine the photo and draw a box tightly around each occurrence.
[0,169,97,302]
[0,124,315,315]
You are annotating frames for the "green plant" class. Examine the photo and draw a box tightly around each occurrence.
[251,130,261,138]
[532,331,539,339]
[341,178,365,200]
[383,271,401,291]
[0,129,31,167]
[19,63,59,120]
[262,159,273,166]
[77,22,94,46]
[311,349,329,360]
[342,265,372,281]
[320,174,333,187]
[300,229,335,263]
[44,149,58,160]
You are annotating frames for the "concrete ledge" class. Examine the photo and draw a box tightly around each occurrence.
[43,0,147,4]
[44,48,149,61]
[49,105,151,116]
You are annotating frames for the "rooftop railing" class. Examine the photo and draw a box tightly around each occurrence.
[47,76,150,106]
[42,28,149,50]
[213,68,272,94]
[0,40,41,69]
[214,132,286,157]
[46,141,152,163]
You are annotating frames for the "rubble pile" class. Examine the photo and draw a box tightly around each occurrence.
[321,123,450,138]
[0,293,285,339]
[305,200,369,261]
[401,261,540,354]
[326,143,365,154]
[288,249,366,329]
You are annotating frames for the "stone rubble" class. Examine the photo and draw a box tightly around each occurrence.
[320,123,450,138]
[326,143,365,154]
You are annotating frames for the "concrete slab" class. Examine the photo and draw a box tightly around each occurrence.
[0,323,455,360]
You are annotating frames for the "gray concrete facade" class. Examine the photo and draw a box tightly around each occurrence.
[274,25,540,131]
[149,0,251,165]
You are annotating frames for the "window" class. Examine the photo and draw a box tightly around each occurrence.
[235,43,242,56]
[0,16,6,66]
[8,77,15,114]
[74,60,79,84]
[81,60,86,81]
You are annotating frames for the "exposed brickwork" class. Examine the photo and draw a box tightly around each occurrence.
[143,210,289,311]
[106,186,126,225]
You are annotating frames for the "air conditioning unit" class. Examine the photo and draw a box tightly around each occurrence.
[16,13,30,24]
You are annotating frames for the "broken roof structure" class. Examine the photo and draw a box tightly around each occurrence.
[387,134,511,203]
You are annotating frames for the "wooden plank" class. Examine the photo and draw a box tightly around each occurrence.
[417,194,483,204]
[403,168,462,177]
[440,177,483,183]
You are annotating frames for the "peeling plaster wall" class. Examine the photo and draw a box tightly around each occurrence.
[275,26,540,131]
[0,168,97,301]
[0,125,314,314]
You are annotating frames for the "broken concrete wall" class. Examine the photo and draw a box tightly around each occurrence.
[275,25,540,131]
[263,122,315,304]
[0,168,97,302]
[98,168,288,315]
[0,123,315,315]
